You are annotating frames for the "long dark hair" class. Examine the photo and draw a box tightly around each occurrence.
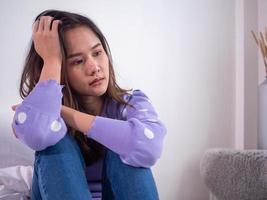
[19,9,131,165]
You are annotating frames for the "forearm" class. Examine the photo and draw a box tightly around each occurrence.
[38,60,61,83]
[12,80,67,151]
[61,105,95,134]
[84,90,167,167]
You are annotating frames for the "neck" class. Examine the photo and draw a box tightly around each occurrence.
[78,95,103,116]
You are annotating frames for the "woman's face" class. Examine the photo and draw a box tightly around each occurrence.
[64,26,109,97]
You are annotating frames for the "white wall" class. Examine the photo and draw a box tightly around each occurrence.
[0,0,241,199]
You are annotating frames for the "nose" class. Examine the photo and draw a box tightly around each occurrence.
[84,58,100,76]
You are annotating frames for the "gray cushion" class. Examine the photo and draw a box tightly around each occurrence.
[200,149,267,200]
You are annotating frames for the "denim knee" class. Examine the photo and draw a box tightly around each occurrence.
[32,133,91,200]
[103,150,159,200]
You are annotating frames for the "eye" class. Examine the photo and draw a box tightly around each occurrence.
[92,50,102,57]
[71,59,84,65]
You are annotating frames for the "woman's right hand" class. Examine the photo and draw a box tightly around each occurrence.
[32,16,62,65]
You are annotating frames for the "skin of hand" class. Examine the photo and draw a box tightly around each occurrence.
[11,105,18,138]
[33,16,62,83]
[32,16,62,64]
[60,105,95,134]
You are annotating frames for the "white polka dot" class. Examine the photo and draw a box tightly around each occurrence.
[17,112,27,124]
[139,108,148,112]
[144,128,154,139]
[50,120,62,132]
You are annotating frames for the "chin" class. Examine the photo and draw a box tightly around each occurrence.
[90,85,108,97]
[94,90,106,97]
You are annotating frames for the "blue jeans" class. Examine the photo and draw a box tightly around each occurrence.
[31,133,159,200]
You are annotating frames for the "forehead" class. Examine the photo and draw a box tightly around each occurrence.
[64,26,101,54]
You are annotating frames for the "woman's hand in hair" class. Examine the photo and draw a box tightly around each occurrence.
[33,16,62,83]
[32,16,62,65]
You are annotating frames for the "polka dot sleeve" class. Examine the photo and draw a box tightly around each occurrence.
[87,90,166,168]
[12,80,67,151]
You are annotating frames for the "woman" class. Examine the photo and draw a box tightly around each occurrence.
[11,9,166,200]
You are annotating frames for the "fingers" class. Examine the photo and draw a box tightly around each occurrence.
[38,17,45,32]
[43,17,53,32]
[51,20,61,33]
[33,17,45,33]
[11,106,18,138]
[11,104,20,111]
[11,105,16,111]
[33,16,61,33]
[12,125,18,138]
[33,19,39,33]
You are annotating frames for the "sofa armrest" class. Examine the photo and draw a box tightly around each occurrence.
[200,148,267,200]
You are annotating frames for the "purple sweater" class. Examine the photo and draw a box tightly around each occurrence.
[12,79,166,196]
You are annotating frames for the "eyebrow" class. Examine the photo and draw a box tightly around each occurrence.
[67,43,102,59]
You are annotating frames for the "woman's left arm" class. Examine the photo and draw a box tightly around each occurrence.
[61,90,166,168]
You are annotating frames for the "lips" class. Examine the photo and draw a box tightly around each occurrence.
[89,77,104,86]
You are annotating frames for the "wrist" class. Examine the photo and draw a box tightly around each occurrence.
[39,59,62,83]
[44,59,62,68]
[61,105,95,134]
